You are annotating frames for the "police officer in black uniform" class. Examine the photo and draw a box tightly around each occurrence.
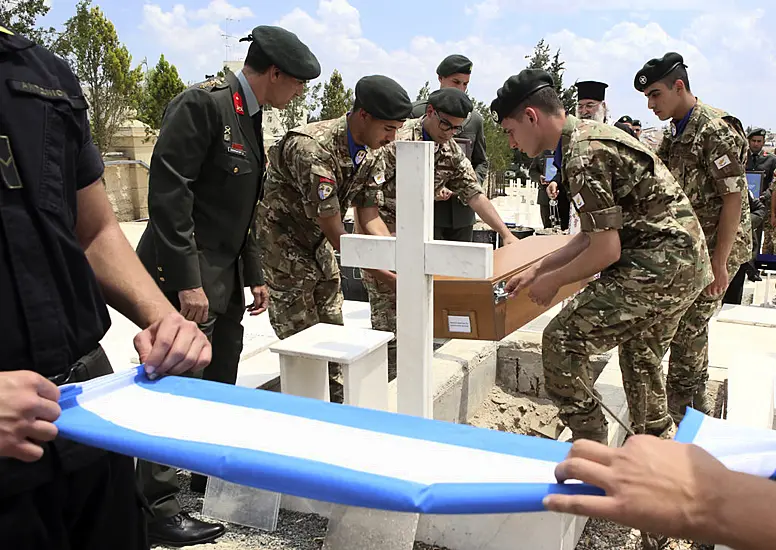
[134,25,320,547]
[0,24,210,550]
[411,54,489,242]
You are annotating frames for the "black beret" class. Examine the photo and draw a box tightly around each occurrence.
[634,52,686,92]
[437,54,473,77]
[428,88,473,119]
[490,69,554,124]
[355,75,412,121]
[632,119,642,127]
[748,127,767,139]
[617,115,633,125]
[240,25,320,81]
[615,122,637,138]
[576,81,608,101]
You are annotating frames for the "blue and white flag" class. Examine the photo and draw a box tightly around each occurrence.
[55,367,776,515]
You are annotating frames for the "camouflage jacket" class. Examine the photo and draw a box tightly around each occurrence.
[560,115,712,291]
[259,115,385,274]
[656,100,752,268]
[377,117,484,229]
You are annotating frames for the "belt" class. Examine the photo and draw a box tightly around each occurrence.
[47,345,114,386]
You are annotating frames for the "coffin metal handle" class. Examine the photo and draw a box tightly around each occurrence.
[493,281,509,303]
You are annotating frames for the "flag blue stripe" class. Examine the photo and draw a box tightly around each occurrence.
[123,367,573,464]
[56,399,604,514]
[674,408,705,444]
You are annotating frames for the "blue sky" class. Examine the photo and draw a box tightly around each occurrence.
[41,0,775,129]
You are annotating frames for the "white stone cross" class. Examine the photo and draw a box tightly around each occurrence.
[341,141,494,419]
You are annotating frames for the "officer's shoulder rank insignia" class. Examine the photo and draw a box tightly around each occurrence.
[318,176,335,200]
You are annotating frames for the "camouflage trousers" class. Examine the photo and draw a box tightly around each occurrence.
[543,275,699,443]
[362,273,397,381]
[264,260,345,402]
[762,215,774,255]
[666,291,727,423]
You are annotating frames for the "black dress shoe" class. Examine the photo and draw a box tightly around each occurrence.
[148,512,225,547]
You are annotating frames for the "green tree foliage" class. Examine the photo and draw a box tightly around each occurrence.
[0,0,55,46]
[280,82,322,131]
[474,99,512,175]
[548,50,577,115]
[137,54,185,130]
[319,70,354,121]
[54,0,143,153]
[416,80,430,102]
[508,39,577,171]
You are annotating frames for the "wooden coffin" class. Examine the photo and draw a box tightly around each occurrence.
[433,234,589,341]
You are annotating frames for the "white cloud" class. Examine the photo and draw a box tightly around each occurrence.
[191,0,253,21]
[138,0,776,129]
[140,1,255,79]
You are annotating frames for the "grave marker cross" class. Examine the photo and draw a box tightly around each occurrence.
[341,141,494,418]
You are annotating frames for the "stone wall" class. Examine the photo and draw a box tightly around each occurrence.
[103,161,149,222]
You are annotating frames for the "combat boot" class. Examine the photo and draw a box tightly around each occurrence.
[667,389,692,424]
[641,532,669,550]
[571,429,608,445]
[692,383,712,415]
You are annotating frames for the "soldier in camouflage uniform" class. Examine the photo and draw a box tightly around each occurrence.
[259,75,411,397]
[361,88,518,378]
[492,69,711,445]
[635,53,751,422]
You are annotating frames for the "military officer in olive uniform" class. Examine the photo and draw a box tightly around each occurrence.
[411,54,489,242]
[135,25,320,547]
[361,88,518,378]
[260,76,411,396]
[635,52,751,423]
[746,128,776,261]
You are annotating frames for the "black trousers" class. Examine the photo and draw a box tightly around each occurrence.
[0,451,147,550]
[722,264,747,305]
[136,283,246,518]
[433,225,474,242]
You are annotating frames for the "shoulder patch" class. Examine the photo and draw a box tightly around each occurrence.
[714,155,732,170]
[318,180,334,200]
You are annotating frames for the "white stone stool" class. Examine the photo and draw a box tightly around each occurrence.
[270,322,394,410]
[270,323,416,550]
[203,323,395,534]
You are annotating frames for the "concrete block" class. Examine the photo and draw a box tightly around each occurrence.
[431,340,498,423]
[496,328,613,399]
[416,512,587,550]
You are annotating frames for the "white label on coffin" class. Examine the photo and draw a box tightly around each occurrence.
[448,315,472,333]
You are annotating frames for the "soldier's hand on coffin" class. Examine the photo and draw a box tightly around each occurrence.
[134,312,212,377]
[178,287,209,325]
[435,187,453,201]
[505,265,538,297]
[0,371,61,462]
[547,181,559,199]
[704,258,729,297]
[247,284,270,316]
[502,234,519,246]
[544,436,735,544]
[527,276,561,306]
